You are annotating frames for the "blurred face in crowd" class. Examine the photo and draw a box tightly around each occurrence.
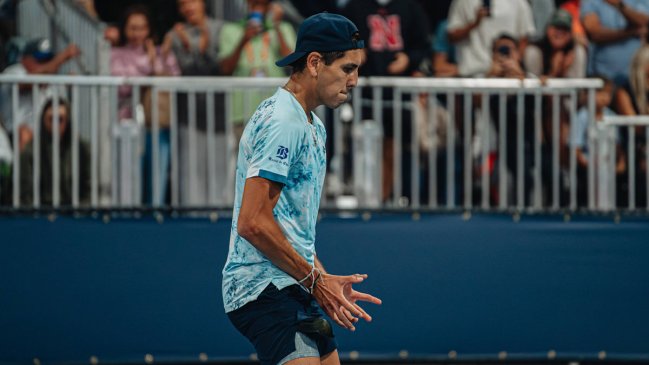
[247,0,270,13]
[178,0,206,25]
[314,49,362,109]
[595,82,613,110]
[124,13,150,47]
[547,25,572,50]
[493,38,520,63]
[43,104,69,138]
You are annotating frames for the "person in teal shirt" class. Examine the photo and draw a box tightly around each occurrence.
[222,13,381,365]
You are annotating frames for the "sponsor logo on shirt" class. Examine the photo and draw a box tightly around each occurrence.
[276,145,289,160]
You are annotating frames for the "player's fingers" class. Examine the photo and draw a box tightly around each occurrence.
[333,305,355,331]
[351,290,382,305]
[329,310,347,329]
[340,297,363,318]
[340,305,359,324]
[352,302,372,322]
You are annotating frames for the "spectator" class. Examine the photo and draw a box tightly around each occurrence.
[218,0,296,128]
[581,0,649,88]
[524,9,587,79]
[111,4,181,205]
[617,41,649,206]
[570,76,625,206]
[19,98,91,206]
[162,0,226,206]
[162,0,222,76]
[343,0,430,202]
[447,0,536,77]
[0,38,79,136]
[487,34,536,204]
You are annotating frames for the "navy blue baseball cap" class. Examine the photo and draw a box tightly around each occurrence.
[275,12,364,67]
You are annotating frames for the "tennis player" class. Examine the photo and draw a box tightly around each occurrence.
[222,12,382,365]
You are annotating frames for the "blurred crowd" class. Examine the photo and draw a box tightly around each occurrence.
[0,0,648,209]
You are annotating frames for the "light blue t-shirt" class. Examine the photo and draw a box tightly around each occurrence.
[571,106,616,154]
[581,0,649,82]
[222,87,327,313]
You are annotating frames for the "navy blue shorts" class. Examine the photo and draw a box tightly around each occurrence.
[227,284,337,365]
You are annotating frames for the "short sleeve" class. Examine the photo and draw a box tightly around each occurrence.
[246,119,305,185]
[580,0,598,19]
[433,21,450,54]
[447,0,472,31]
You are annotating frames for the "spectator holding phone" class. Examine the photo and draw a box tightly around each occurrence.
[447,0,536,76]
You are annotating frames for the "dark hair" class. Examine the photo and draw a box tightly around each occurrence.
[534,30,575,75]
[289,32,362,74]
[40,98,72,145]
[118,4,155,46]
[491,33,519,52]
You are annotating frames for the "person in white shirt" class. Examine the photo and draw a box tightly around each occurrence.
[447,0,536,76]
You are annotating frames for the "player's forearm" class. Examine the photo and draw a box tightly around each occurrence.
[238,215,313,281]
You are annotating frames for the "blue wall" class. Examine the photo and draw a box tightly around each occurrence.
[1,214,649,364]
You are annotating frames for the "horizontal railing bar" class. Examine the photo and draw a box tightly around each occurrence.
[603,116,649,126]
[0,75,604,91]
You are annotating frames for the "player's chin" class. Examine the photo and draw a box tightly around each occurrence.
[326,95,348,109]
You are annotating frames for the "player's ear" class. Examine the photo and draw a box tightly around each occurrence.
[306,52,321,78]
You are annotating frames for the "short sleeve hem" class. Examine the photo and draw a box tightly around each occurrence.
[256,169,288,185]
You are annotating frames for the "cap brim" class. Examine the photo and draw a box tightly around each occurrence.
[276,51,307,67]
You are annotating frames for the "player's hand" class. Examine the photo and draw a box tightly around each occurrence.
[312,273,382,331]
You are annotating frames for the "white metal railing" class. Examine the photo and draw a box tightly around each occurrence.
[2,75,633,213]
[601,116,649,210]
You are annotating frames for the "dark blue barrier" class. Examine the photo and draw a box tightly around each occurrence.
[1,213,649,364]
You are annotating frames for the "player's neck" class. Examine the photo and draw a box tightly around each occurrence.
[284,79,316,123]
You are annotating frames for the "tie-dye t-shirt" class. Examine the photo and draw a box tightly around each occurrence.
[222,87,327,313]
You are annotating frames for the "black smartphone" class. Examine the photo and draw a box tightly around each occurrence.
[497,45,511,57]
[482,0,491,15]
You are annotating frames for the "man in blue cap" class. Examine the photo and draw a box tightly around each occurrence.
[222,12,382,365]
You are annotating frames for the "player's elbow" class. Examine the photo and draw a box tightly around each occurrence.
[237,216,262,241]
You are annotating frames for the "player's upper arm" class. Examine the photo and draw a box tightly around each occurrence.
[237,176,283,238]
[246,117,305,186]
